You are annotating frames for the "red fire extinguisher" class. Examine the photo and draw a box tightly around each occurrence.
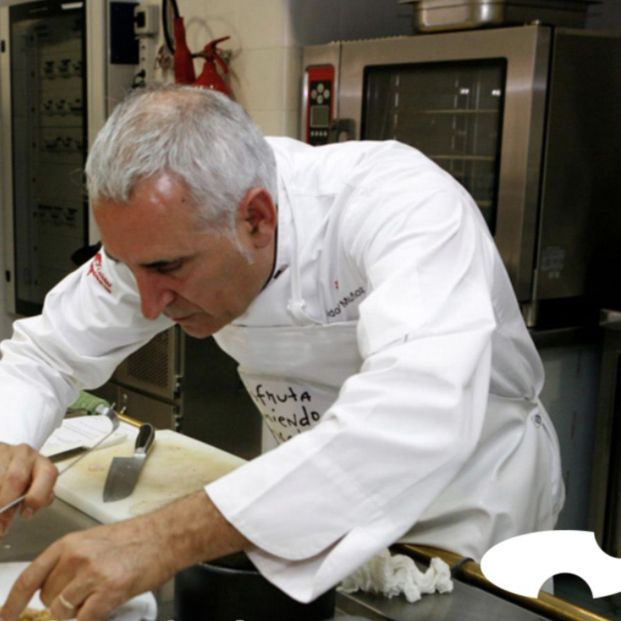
[173,16,195,84]
[193,36,233,98]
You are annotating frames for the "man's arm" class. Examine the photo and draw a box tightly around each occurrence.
[0,250,171,449]
[0,251,171,535]
[0,490,248,621]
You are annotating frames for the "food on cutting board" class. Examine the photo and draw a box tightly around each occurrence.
[18,607,55,621]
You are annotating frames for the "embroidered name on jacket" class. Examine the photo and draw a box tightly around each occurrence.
[87,252,112,293]
[326,286,366,318]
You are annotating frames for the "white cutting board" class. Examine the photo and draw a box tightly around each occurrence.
[54,428,246,524]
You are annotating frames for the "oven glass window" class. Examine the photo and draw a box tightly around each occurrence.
[362,60,506,233]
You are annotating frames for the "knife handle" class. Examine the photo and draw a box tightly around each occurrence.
[135,423,155,455]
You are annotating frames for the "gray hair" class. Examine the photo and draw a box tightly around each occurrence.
[85,85,277,233]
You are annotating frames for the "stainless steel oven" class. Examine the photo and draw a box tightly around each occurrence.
[302,25,621,328]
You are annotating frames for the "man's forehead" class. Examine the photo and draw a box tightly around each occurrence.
[94,187,198,240]
[94,171,194,214]
[96,208,194,265]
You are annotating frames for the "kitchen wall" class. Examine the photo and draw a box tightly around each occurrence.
[174,0,299,137]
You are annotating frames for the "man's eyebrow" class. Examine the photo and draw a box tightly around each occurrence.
[141,255,194,269]
[102,247,191,269]
[141,258,181,269]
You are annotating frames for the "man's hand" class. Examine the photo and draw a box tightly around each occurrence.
[0,490,248,621]
[1,519,167,621]
[0,443,58,535]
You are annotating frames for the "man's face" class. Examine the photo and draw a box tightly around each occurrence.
[94,173,276,338]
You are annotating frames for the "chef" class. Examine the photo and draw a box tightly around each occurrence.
[0,85,564,621]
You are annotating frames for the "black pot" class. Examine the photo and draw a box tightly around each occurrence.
[174,552,336,621]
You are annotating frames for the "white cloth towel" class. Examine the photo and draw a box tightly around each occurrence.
[339,549,453,603]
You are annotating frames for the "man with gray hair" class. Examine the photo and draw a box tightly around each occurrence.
[0,85,563,620]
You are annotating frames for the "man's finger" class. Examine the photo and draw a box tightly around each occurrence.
[0,546,60,621]
[72,591,117,621]
[39,550,96,612]
[0,445,35,506]
[49,588,84,621]
[21,458,58,516]
[0,446,35,535]
[0,505,18,538]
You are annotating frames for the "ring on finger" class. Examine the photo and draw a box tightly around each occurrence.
[58,593,75,611]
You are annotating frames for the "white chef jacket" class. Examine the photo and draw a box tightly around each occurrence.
[0,138,563,602]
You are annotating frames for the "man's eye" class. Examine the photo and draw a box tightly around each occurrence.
[156,261,182,274]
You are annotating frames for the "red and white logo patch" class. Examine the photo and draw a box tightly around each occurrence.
[87,252,113,293]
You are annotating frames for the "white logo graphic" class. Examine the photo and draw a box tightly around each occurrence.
[481,530,621,598]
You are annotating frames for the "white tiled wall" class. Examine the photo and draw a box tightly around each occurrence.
[179,0,301,137]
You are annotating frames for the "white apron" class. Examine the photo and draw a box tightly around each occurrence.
[214,193,564,562]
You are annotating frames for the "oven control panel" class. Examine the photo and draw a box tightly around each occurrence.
[304,65,334,145]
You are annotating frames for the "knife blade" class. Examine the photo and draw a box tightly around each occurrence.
[103,423,155,502]
[49,446,88,463]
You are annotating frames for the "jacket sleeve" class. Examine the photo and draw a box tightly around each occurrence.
[206,165,500,602]
[0,250,171,448]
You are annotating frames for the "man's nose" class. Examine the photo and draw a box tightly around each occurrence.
[134,270,175,320]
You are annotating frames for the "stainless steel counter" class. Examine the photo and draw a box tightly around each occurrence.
[0,499,574,621]
[336,584,552,621]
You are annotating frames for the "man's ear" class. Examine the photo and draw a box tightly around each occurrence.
[237,187,277,249]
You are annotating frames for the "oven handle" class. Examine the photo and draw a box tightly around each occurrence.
[328,118,356,143]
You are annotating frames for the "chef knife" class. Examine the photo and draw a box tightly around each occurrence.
[103,423,155,502]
